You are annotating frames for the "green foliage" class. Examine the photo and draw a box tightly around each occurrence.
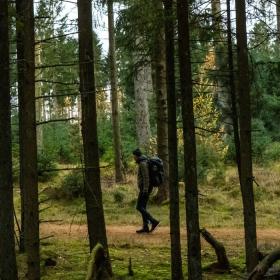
[263,142,280,162]
[60,171,84,199]
[38,151,57,182]
[251,119,272,161]
[112,189,125,205]
[42,122,81,164]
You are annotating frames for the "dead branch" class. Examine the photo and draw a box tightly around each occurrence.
[247,248,280,280]
[200,228,230,271]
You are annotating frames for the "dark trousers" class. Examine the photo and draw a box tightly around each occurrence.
[136,192,157,228]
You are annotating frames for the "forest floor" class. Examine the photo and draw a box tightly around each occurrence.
[15,163,280,279]
[35,223,280,280]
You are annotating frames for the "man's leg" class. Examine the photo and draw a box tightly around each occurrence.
[136,192,150,232]
[136,192,159,229]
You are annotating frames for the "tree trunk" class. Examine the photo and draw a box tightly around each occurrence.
[107,0,124,183]
[177,0,202,279]
[35,42,43,152]
[226,0,241,180]
[0,1,18,278]
[152,0,169,203]
[211,0,231,134]
[236,0,258,272]
[134,41,152,152]
[77,0,112,275]
[164,0,184,278]
[277,0,280,41]
[16,1,40,279]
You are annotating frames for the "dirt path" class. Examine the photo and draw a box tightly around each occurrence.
[41,223,280,248]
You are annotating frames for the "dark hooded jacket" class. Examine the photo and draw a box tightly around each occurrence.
[136,155,150,193]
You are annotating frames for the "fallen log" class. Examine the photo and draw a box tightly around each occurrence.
[200,228,230,271]
[247,248,280,280]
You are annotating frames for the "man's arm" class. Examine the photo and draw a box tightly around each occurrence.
[140,161,150,193]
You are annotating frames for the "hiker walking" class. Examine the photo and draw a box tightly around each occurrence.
[133,148,160,233]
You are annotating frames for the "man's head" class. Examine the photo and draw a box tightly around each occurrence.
[132,148,142,162]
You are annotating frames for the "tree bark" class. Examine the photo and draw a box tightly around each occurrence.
[164,0,184,278]
[107,0,124,183]
[236,0,258,272]
[16,1,40,279]
[277,0,280,41]
[200,228,230,270]
[0,1,18,278]
[177,0,202,279]
[152,0,169,203]
[134,40,152,152]
[77,0,112,274]
[226,0,241,180]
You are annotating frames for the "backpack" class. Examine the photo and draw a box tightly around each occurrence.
[148,156,165,187]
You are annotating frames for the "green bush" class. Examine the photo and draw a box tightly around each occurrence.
[251,119,272,162]
[60,171,84,199]
[37,152,57,182]
[178,143,225,183]
[112,189,125,205]
[263,142,280,162]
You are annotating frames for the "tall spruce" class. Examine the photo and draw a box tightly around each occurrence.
[163,0,183,278]
[152,0,169,203]
[236,0,258,272]
[77,0,112,274]
[16,0,40,278]
[107,0,124,182]
[177,0,202,278]
[0,1,18,278]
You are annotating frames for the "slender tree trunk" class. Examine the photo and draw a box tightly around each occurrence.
[16,1,40,279]
[151,0,169,203]
[177,0,202,279]
[107,0,124,183]
[35,42,43,152]
[0,1,18,278]
[77,0,112,275]
[277,0,280,41]
[211,0,231,133]
[134,40,152,152]
[236,0,258,272]
[164,0,183,278]
[226,0,241,180]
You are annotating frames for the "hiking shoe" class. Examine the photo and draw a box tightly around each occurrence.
[150,221,160,232]
[136,227,150,234]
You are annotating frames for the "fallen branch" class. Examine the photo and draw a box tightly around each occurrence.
[200,228,230,271]
[247,248,280,280]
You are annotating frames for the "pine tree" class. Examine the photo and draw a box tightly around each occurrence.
[77,0,112,274]
[16,0,40,278]
[177,0,202,278]
[0,1,18,278]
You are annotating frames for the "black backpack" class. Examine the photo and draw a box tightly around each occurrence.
[148,156,165,187]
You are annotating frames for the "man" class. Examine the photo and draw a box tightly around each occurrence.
[133,148,160,233]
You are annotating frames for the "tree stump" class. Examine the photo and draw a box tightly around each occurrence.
[86,243,112,280]
[247,248,280,280]
[200,228,230,272]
